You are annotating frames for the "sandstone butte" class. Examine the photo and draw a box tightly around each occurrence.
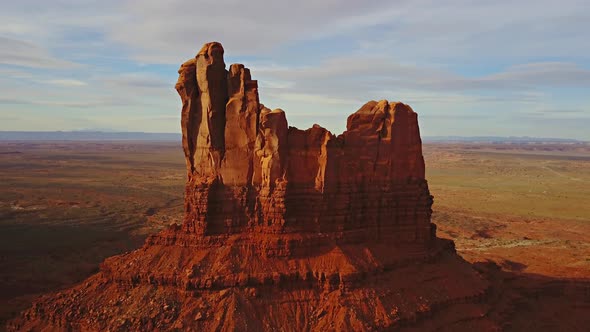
[9,42,590,332]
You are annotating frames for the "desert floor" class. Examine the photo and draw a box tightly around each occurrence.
[1,141,588,326]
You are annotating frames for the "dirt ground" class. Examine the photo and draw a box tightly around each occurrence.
[425,142,590,279]
[0,140,588,326]
[0,141,185,326]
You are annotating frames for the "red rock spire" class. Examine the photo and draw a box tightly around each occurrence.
[177,42,433,244]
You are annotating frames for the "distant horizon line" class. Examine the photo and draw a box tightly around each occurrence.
[0,130,586,143]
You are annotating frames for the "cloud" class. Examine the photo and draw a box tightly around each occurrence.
[0,0,589,139]
[532,109,587,114]
[249,56,590,138]
[423,113,490,120]
[0,36,80,68]
[268,92,363,106]
[0,114,22,121]
[142,115,180,121]
[519,108,590,119]
[253,56,590,105]
[2,0,589,66]
[43,79,88,87]
[99,73,171,90]
[484,62,590,87]
[0,96,136,108]
[0,97,30,105]
[0,68,33,79]
[353,0,590,62]
[104,0,399,63]
[94,0,590,64]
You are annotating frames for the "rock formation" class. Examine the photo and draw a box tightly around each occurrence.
[176,42,432,247]
[12,42,589,332]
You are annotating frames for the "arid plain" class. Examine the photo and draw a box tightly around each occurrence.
[1,140,588,327]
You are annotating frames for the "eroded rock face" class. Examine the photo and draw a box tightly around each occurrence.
[177,45,432,244]
[8,42,504,332]
[178,42,228,179]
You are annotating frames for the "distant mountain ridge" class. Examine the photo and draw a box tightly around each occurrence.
[0,131,181,141]
[423,136,584,143]
[0,131,584,143]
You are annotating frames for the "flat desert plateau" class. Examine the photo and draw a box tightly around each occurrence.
[1,140,588,328]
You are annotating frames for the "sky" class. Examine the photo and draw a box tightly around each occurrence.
[0,0,589,140]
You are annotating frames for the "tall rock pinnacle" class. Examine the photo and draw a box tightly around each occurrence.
[177,42,432,242]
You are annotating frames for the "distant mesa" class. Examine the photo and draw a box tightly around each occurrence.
[8,42,517,331]
[423,136,583,143]
[0,131,181,141]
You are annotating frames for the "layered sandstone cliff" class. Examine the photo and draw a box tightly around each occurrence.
[175,42,432,250]
[8,42,505,331]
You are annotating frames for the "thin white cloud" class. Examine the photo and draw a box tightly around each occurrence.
[484,62,590,87]
[254,56,590,100]
[268,92,363,106]
[43,79,88,87]
[0,36,80,69]
[0,99,127,108]
[99,73,170,90]
[0,68,33,79]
